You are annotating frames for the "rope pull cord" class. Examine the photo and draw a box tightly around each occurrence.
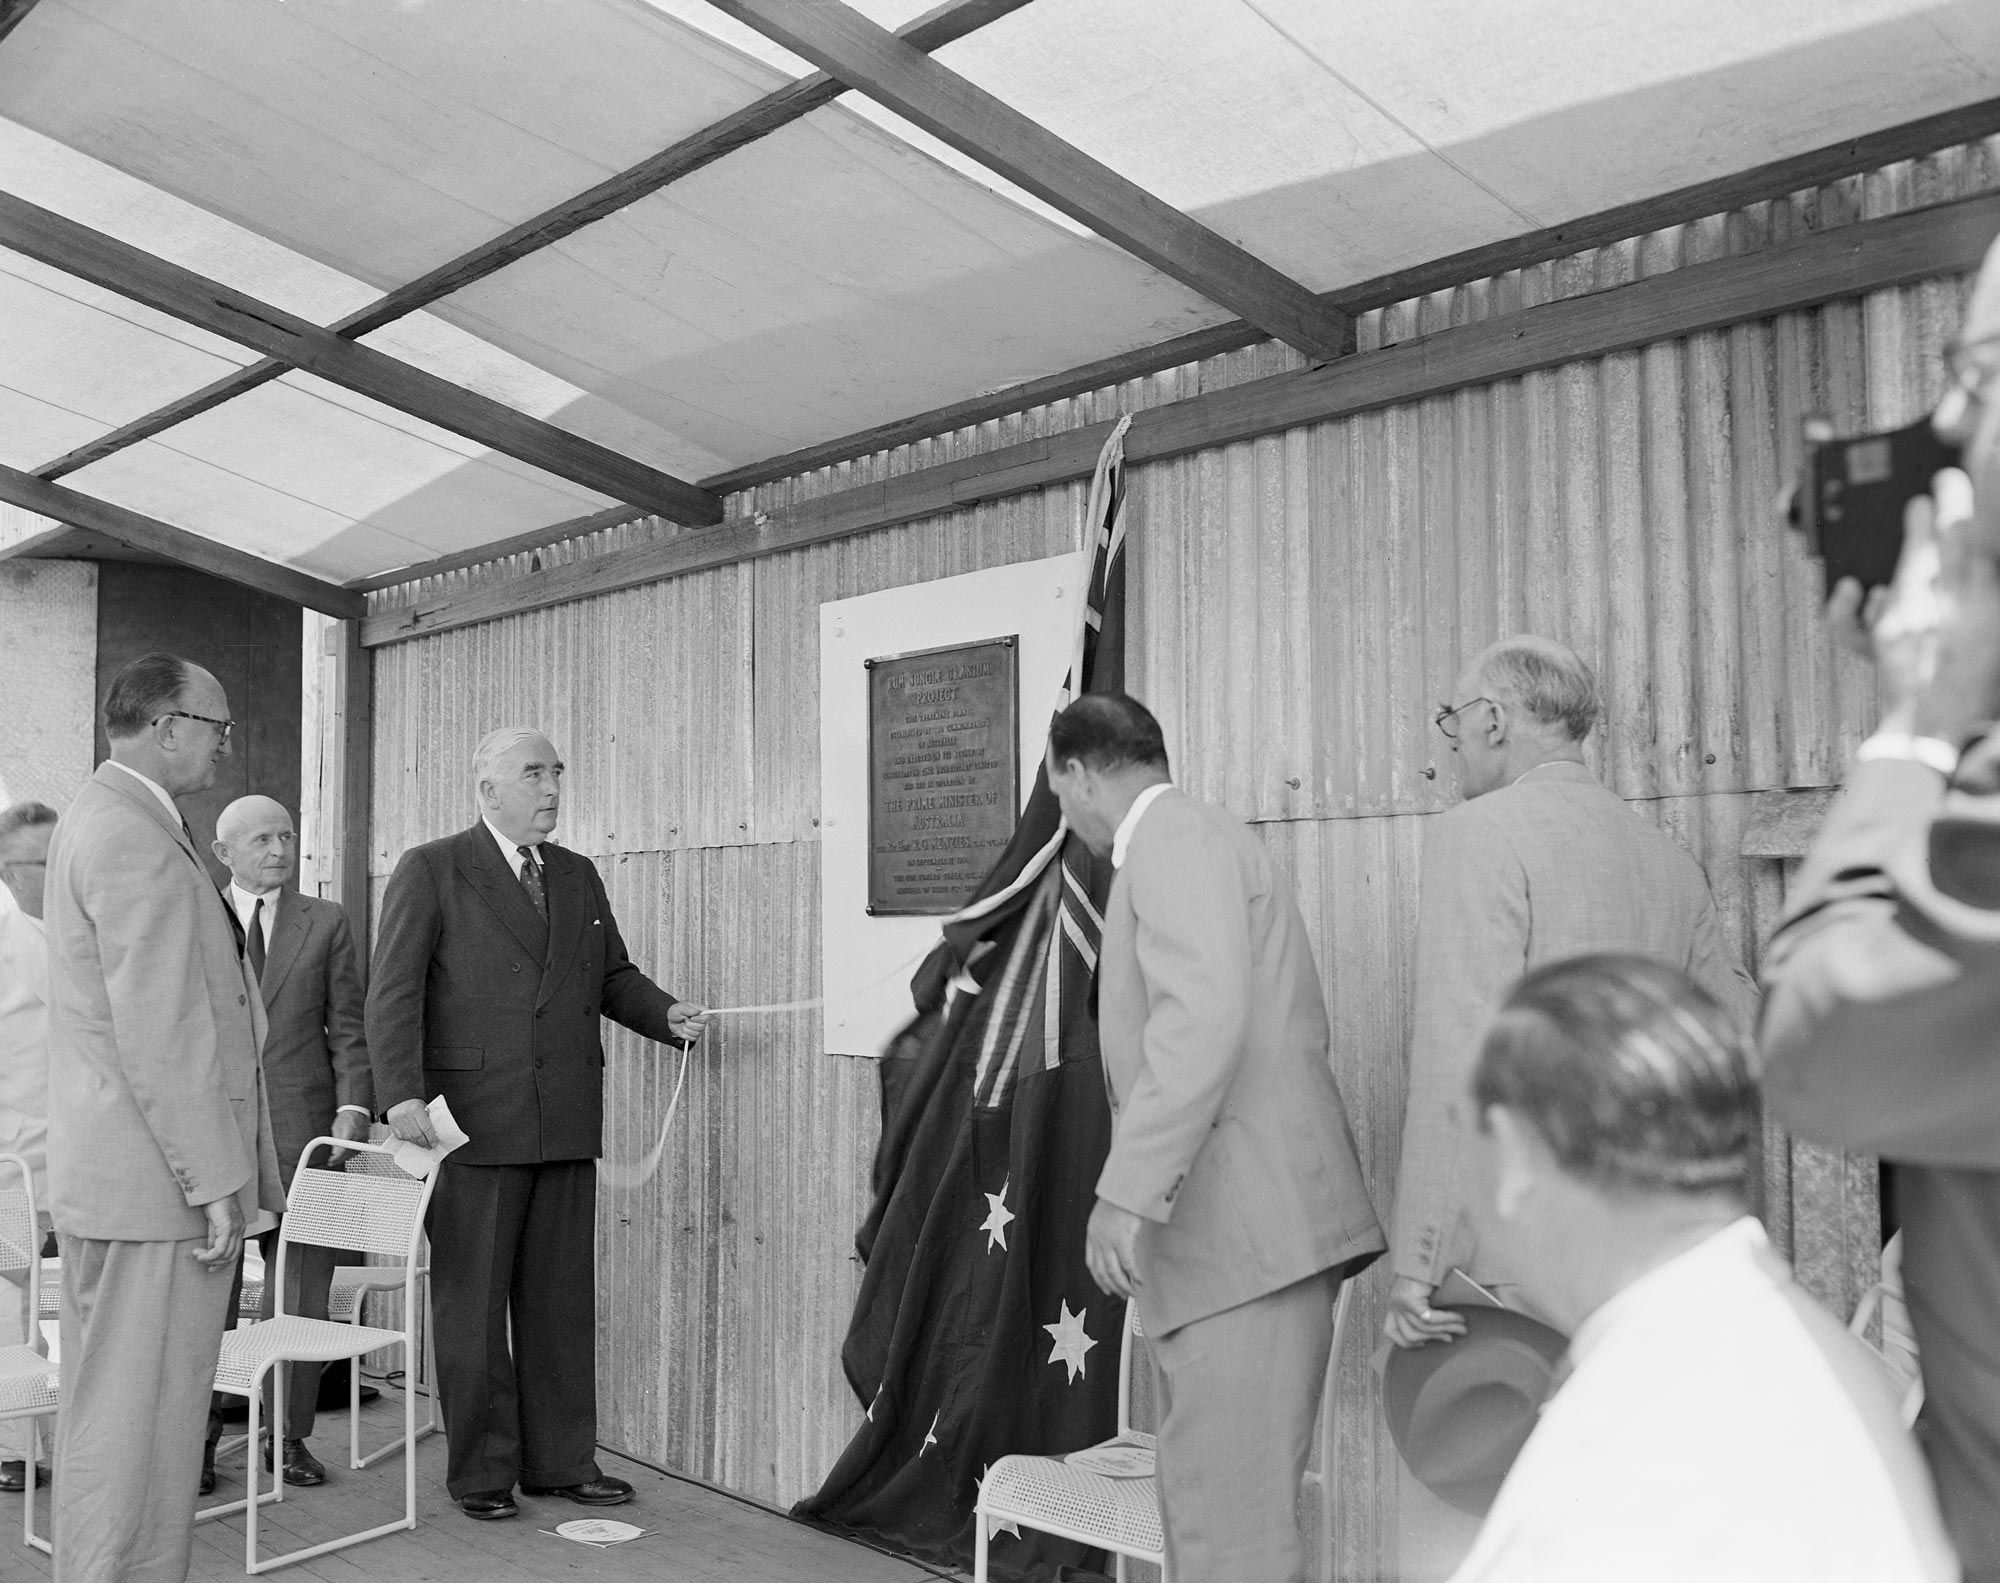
[597,939,941,1190]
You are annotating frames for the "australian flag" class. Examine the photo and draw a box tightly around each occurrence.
[796,416,1135,1580]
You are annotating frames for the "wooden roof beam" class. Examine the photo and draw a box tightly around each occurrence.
[705,0,1351,362]
[31,0,1035,484]
[0,462,366,618]
[0,192,724,524]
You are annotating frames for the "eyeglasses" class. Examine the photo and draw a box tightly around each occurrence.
[1945,334,2000,407]
[1434,696,1494,741]
[154,710,235,743]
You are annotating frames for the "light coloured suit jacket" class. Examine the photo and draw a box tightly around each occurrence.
[1096,788,1383,1337]
[44,763,282,1240]
[1392,761,1757,1287]
[255,888,371,1188]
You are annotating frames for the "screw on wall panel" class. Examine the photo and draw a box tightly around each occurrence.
[1421,766,1437,780]
[1286,776,1301,790]
[1704,753,1717,765]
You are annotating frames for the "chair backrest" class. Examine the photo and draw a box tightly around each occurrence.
[279,1138,434,1264]
[0,1152,40,1323]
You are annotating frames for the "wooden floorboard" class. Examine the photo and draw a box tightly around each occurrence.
[9,1384,950,1582]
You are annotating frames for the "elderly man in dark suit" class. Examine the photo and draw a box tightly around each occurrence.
[200,794,371,1491]
[1047,692,1384,1583]
[368,726,706,1522]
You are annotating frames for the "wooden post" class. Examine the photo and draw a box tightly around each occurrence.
[327,618,374,950]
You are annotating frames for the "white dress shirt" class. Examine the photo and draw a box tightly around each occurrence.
[483,818,545,881]
[228,882,279,955]
[104,759,181,824]
[1109,782,1173,870]
[0,907,49,1208]
[1450,1217,1958,1583]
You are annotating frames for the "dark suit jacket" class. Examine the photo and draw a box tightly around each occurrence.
[365,825,679,1166]
[1761,755,2000,1570]
[251,888,371,1187]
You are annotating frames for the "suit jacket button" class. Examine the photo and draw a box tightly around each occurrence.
[238,994,247,1006]
[511,963,521,972]
[534,1058,545,1069]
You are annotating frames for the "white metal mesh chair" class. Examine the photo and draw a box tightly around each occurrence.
[974,1282,1355,1583]
[0,1152,55,1557]
[324,1147,438,1465]
[197,1137,436,1574]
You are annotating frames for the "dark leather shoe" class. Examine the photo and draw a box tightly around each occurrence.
[0,1459,46,1492]
[458,1489,518,1521]
[264,1438,327,1487]
[199,1441,217,1498]
[520,1476,633,1506]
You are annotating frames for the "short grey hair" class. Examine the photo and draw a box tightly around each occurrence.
[1472,636,1599,742]
[471,726,550,799]
[0,801,58,845]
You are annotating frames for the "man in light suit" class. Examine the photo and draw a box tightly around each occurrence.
[44,651,282,1583]
[202,794,372,1490]
[1384,637,1756,1351]
[369,726,707,1522]
[1761,231,2000,1579]
[1047,692,1384,1583]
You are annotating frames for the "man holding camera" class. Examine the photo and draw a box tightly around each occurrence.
[1762,230,2000,1579]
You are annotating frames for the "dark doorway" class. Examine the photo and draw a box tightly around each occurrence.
[93,564,302,890]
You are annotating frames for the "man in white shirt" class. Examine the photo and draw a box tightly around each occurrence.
[1450,953,1956,1583]
[0,799,56,1493]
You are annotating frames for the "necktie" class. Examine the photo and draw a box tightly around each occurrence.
[517,846,547,919]
[247,897,267,983]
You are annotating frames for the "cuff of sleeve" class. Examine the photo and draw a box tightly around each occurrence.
[1856,731,1959,775]
[1094,1161,1177,1225]
[336,1104,372,1116]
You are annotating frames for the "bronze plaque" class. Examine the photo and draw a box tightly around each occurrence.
[867,636,1020,915]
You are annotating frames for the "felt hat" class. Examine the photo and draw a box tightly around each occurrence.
[1381,1305,1570,1516]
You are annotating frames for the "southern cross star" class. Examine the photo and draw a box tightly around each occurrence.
[979,1180,1015,1253]
[1043,1299,1097,1384]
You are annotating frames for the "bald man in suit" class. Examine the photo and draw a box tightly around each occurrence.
[44,652,282,1583]
[203,794,372,1490]
[1048,692,1384,1583]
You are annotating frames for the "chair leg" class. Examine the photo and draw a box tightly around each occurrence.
[973,1507,990,1583]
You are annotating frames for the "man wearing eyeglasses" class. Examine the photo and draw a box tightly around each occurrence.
[1386,637,1755,1362]
[1762,232,2000,1581]
[42,651,282,1583]
[0,799,57,1495]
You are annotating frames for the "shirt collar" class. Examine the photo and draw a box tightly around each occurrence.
[229,881,278,924]
[1510,758,1594,788]
[1567,1215,1764,1366]
[1110,782,1174,870]
[483,817,544,876]
[105,759,181,823]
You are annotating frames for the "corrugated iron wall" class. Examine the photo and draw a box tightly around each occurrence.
[343,136,1998,1579]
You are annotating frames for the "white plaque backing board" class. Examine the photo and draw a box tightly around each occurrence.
[820,551,1089,1057]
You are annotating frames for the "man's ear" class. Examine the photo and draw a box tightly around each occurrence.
[1487,1106,1545,1220]
[1483,698,1510,747]
[210,839,230,866]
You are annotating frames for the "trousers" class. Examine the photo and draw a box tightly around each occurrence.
[54,1233,234,1583]
[427,1159,600,1498]
[1150,1267,1339,1583]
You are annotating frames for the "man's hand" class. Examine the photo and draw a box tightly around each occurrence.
[328,1106,369,1163]
[192,1194,244,1270]
[1832,470,2000,743]
[386,1097,438,1150]
[1084,1199,1145,1300]
[667,1003,710,1045]
[1382,1275,1468,1349]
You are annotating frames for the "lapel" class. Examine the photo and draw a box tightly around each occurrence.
[97,761,202,871]
[538,844,589,1005]
[260,888,310,1002]
[456,824,550,963]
